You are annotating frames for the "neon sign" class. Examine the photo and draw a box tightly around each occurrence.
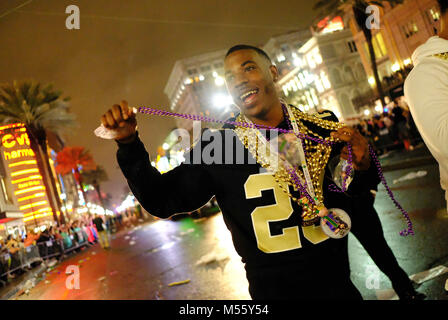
[317,16,344,34]
[0,123,53,224]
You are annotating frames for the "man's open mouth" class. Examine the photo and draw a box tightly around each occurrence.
[239,88,259,104]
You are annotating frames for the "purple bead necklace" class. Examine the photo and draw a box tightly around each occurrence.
[280,104,352,194]
[137,106,414,236]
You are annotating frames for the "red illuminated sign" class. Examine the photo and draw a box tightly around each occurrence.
[317,16,344,34]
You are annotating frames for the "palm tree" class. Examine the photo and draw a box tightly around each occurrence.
[313,0,404,107]
[55,146,96,208]
[0,80,77,225]
[81,165,109,209]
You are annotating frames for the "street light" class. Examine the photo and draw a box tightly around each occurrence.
[214,76,225,86]
[391,63,400,72]
[212,93,233,108]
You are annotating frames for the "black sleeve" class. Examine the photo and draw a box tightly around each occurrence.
[116,132,216,219]
[347,156,381,193]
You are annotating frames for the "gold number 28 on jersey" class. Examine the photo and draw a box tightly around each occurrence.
[244,173,329,253]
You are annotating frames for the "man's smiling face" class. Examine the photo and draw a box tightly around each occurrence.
[224,49,279,119]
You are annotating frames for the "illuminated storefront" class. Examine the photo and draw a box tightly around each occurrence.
[0,123,54,229]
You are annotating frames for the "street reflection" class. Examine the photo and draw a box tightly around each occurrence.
[205,214,250,299]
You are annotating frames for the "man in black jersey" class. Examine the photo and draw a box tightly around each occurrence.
[100,45,378,300]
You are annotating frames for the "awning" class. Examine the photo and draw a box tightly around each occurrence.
[0,211,24,223]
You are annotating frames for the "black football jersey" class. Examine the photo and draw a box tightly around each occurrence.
[116,108,380,279]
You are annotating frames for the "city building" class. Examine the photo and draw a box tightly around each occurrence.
[164,49,237,132]
[276,20,370,120]
[263,29,312,77]
[0,124,52,238]
[345,0,440,109]
[0,124,76,239]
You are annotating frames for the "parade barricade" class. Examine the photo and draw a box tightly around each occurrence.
[61,232,90,255]
[1,235,92,286]
[0,230,98,288]
[36,240,64,260]
[0,245,43,285]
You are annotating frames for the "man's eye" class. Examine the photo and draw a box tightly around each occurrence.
[245,66,255,71]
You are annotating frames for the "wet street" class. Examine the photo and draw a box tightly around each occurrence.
[14,162,448,300]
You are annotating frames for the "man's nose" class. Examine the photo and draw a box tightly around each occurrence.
[234,75,249,90]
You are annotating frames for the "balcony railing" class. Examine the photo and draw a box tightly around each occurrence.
[351,66,413,110]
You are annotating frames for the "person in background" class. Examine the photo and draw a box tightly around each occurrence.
[116,212,123,227]
[36,229,51,244]
[92,214,110,249]
[82,222,95,244]
[60,226,72,249]
[6,235,20,255]
[24,231,38,248]
[79,223,89,244]
[404,0,448,213]
[391,100,412,151]
[53,228,62,241]
[4,235,21,279]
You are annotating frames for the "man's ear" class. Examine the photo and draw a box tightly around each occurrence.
[269,65,279,82]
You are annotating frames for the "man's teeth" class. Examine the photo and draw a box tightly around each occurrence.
[240,89,258,100]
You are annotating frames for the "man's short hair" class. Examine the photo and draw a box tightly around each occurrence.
[438,0,448,15]
[225,44,272,64]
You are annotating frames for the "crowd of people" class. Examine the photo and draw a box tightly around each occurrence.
[0,205,144,285]
[353,97,422,155]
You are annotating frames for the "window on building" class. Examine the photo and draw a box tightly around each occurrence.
[426,7,441,23]
[339,93,355,116]
[356,62,366,80]
[330,68,343,85]
[364,32,387,60]
[280,44,290,52]
[401,20,419,38]
[374,33,387,56]
[294,42,303,49]
[200,65,211,72]
[344,65,355,82]
[347,40,358,53]
[320,44,336,59]
[187,68,197,75]
[277,53,286,62]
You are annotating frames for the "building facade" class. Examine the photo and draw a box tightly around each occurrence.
[263,29,312,77]
[274,26,370,120]
[0,124,78,239]
[0,124,51,238]
[164,49,236,132]
[345,0,440,109]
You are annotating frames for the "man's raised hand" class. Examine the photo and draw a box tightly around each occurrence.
[100,100,137,142]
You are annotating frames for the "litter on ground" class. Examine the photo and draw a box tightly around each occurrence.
[393,171,427,184]
[168,279,190,287]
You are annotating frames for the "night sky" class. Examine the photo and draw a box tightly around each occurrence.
[0,0,317,205]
